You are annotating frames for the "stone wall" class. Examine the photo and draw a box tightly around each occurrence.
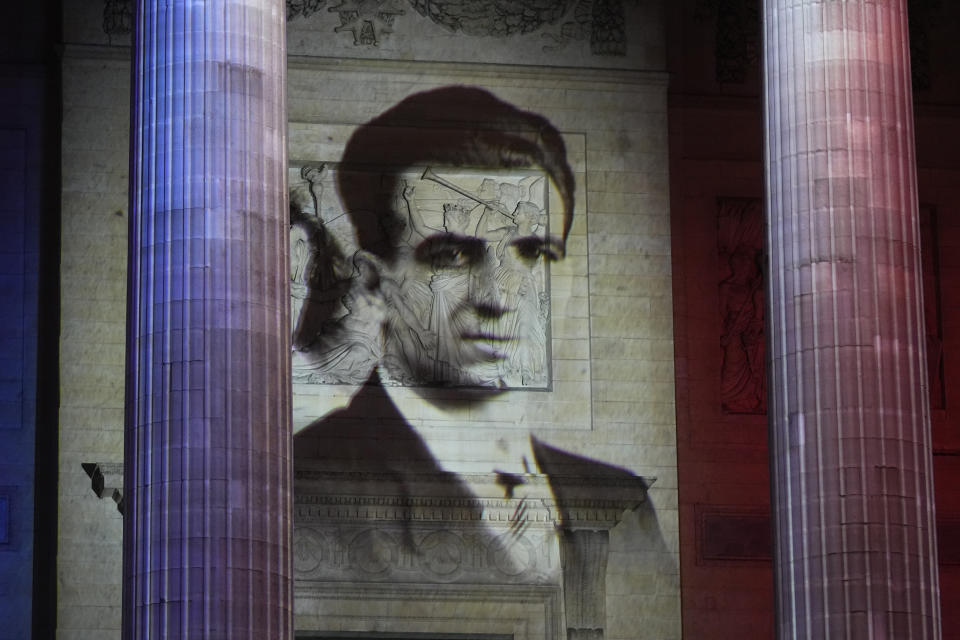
[58,49,129,638]
[58,2,677,639]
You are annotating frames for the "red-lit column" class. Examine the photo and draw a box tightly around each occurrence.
[762,1,940,637]
[123,1,291,638]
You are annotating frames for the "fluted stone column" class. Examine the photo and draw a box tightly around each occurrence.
[123,1,291,637]
[762,1,940,637]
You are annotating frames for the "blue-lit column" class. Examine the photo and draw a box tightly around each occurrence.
[763,1,940,638]
[123,1,291,638]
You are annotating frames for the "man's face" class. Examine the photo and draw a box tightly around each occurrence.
[376,171,564,389]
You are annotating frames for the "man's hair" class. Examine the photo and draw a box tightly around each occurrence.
[336,86,575,263]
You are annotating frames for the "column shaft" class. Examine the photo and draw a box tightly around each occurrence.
[123,1,291,637]
[762,1,940,637]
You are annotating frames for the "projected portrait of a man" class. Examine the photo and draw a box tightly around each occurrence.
[289,86,574,391]
[289,87,653,616]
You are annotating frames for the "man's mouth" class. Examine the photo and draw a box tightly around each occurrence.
[461,332,512,342]
[461,332,514,359]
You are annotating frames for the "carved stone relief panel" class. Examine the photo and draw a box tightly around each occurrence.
[285,0,632,55]
[716,197,765,415]
[696,505,771,564]
[102,0,133,39]
[290,163,554,390]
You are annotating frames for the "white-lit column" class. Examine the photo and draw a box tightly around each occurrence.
[123,1,291,637]
[762,1,940,637]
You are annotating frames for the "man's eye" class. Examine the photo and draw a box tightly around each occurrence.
[511,237,560,263]
[432,248,470,268]
[415,234,484,269]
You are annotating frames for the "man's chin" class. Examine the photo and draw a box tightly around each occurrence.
[410,377,509,410]
[379,358,509,394]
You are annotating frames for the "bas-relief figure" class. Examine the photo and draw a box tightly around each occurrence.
[920,204,945,410]
[717,197,765,415]
[290,163,552,389]
[716,198,946,416]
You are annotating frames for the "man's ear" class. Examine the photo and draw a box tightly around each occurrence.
[353,250,385,291]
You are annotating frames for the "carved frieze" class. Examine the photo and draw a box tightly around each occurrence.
[294,469,562,584]
[292,468,650,587]
[293,523,555,583]
[103,0,635,57]
[405,0,572,37]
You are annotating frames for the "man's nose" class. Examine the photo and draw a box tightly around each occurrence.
[469,251,509,318]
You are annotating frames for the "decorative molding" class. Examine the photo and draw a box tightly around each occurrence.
[61,43,671,91]
[293,522,557,584]
[84,463,651,530]
[287,54,669,90]
[81,462,124,514]
[294,581,562,639]
[327,1,407,46]
[293,467,647,595]
[294,469,650,529]
[84,462,646,636]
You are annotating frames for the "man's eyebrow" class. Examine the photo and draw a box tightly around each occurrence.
[414,232,487,261]
[509,234,565,261]
[421,232,486,247]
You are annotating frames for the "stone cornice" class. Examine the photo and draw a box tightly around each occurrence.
[294,468,653,531]
[60,43,668,91]
[85,462,653,530]
[286,55,669,91]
